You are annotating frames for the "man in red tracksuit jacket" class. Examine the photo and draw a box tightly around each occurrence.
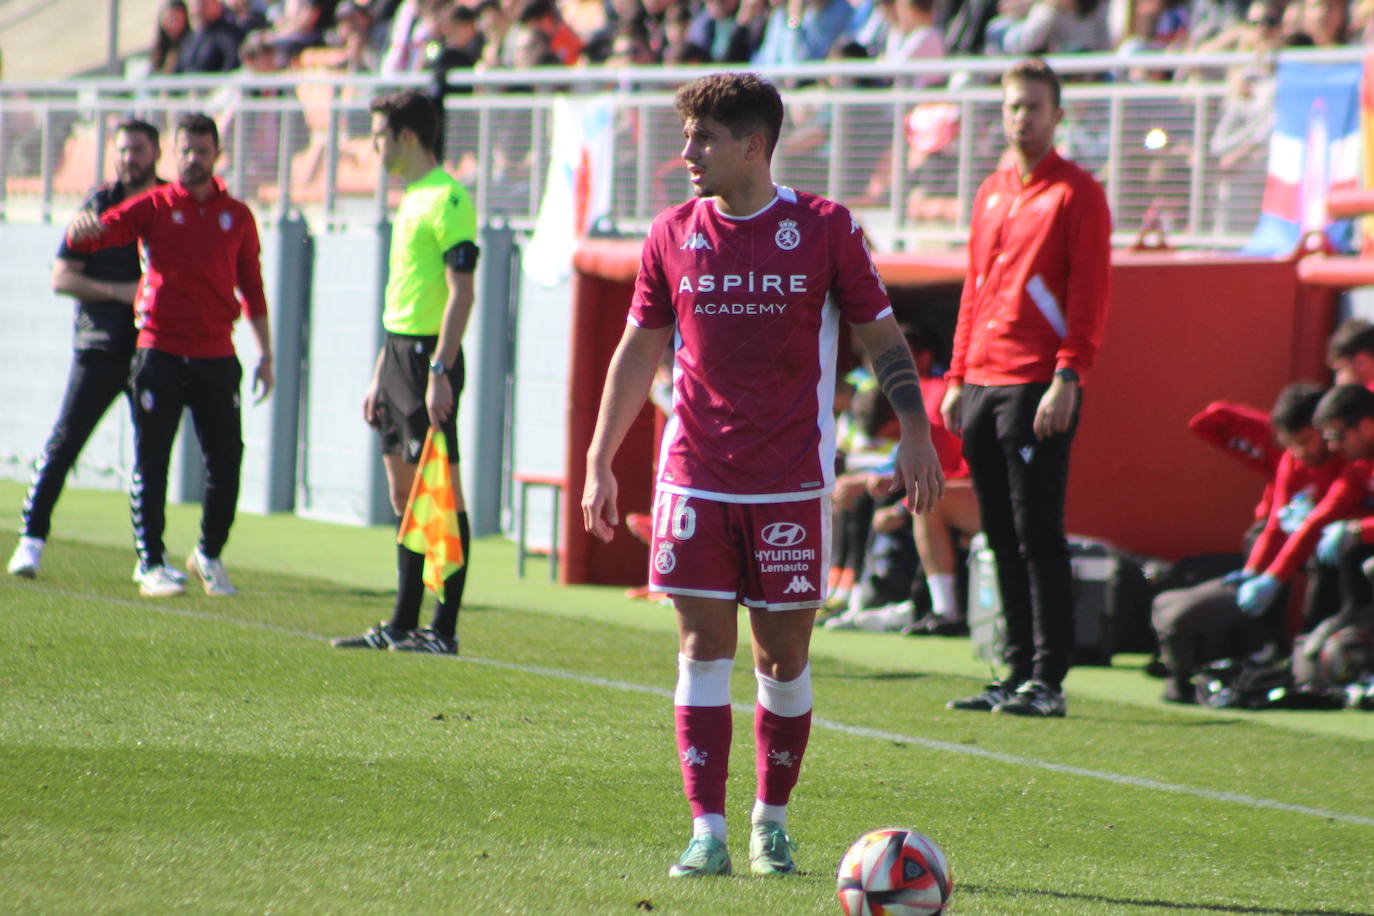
[67,112,273,599]
[941,58,1112,718]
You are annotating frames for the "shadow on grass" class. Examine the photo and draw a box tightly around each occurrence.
[961,883,1372,915]
[816,671,935,682]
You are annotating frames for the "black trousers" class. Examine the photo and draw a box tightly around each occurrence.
[20,348,133,540]
[961,382,1079,688]
[129,349,243,568]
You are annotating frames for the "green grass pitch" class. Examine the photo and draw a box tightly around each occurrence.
[1,482,1371,915]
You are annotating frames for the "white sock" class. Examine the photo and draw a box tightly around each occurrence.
[755,664,813,717]
[752,799,787,828]
[675,654,734,706]
[693,813,727,841]
[927,573,959,619]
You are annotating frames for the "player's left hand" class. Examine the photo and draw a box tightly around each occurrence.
[426,373,453,428]
[252,358,274,404]
[1033,377,1078,440]
[890,433,945,516]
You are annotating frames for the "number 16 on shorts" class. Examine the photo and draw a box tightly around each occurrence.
[648,491,830,610]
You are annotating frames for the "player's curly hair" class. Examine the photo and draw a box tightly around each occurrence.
[674,72,783,160]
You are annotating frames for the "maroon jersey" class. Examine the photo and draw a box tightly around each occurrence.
[630,186,893,502]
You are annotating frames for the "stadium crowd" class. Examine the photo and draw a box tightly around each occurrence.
[146,0,1372,82]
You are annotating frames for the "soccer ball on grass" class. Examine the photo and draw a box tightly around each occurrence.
[836,827,952,916]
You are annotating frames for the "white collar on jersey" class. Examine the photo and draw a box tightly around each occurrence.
[711,184,797,221]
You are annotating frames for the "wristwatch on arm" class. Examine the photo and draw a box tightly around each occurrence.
[1054,367,1080,384]
[428,359,446,377]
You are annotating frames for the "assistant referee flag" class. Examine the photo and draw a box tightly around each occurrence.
[397,429,465,600]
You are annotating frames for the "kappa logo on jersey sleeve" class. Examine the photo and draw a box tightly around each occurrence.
[774,219,800,250]
[680,232,712,250]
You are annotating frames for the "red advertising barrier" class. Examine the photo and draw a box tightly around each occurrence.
[560,240,1337,584]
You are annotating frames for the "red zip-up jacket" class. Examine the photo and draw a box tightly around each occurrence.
[1244,450,1345,575]
[1262,457,1374,582]
[66,177,267,359]
[949,149,1111,387]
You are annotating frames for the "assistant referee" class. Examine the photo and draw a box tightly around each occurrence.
[332,90,478,656]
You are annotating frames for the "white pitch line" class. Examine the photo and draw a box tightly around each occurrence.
[10,580,1374,829]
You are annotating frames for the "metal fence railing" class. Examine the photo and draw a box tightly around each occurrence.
[0,48,1363,251]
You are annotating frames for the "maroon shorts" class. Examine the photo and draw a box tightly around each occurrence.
[647,491,831,611]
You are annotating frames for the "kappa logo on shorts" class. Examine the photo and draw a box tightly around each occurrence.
[761,522,806,547]
[408,438,423,459]
[654,541,677,575]
[1019,445,1035,464]
[782,575,813,595]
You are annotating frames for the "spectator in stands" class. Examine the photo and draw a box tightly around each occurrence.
[382,0,438,72]
[751,0,855,66]
[262,0,339,58]
[239,27,290,71]
[177,0,244,72]
[517,0,586,64]
[1152,383,1343,703]
[1328,319,1374,389]
[151,0,191,74]
[603,18,661,62]
[879,0,945,84]
[684,0,766,62]
[585,0,652,62]
[1296,0,1351,43]
[431,2,481,95]
[661,2,713,61]
[987,0,1111,54]
[225,0,269,34]
[332,1,383,70]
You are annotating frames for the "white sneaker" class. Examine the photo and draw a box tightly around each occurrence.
[7,536,44,578]
[852,600,916,632]
[138,563,186,597]
[132,561,187,584]
[823,607,860,630]
[187,549,237,596]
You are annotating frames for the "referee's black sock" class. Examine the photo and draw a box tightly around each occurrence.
[431,511,470,641]
[389,516,426,633]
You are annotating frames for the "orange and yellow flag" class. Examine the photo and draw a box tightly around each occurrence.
[397,429,465,600]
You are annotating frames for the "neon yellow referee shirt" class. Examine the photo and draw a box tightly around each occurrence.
[382,167,477,336]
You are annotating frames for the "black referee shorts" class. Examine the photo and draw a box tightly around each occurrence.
[375,332,464,464]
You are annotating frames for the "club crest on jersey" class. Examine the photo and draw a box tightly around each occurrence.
[680,232,712,250]
[219,212,233,231]
[774,219,800,250]
[171,210,185,224]
[654,541,677,575]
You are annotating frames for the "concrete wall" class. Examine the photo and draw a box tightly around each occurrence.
[0,219,574,550]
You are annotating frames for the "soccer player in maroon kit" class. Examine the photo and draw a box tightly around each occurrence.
[67,112,273,598]
[581,73,945,878]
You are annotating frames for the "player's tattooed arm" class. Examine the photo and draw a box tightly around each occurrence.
[870,343,924,416]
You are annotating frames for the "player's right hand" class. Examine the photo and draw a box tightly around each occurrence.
[582,467,619,544]
[67,210,105,243]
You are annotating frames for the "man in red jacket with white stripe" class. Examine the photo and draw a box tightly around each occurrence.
[67,112,273,599]
[941,58,1112,717]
